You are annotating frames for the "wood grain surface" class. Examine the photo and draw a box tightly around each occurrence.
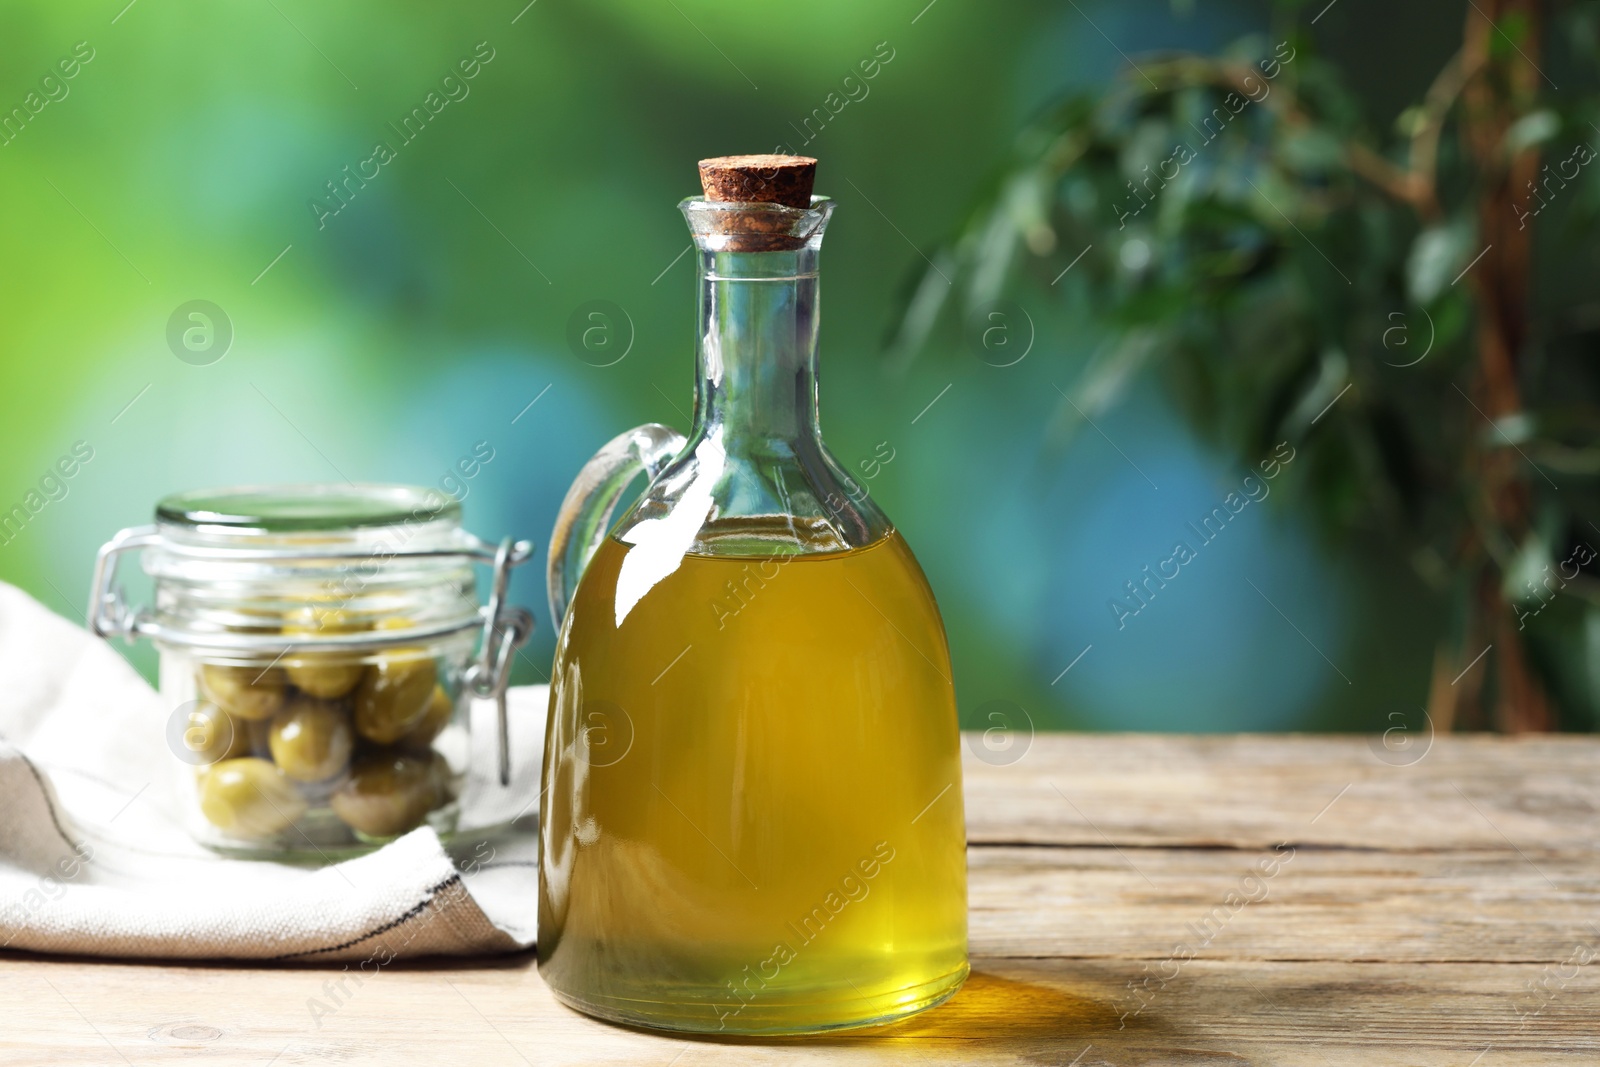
[3,733,1597,1066]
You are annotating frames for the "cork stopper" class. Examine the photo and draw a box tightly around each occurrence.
[694,154,819,252]
[698,154,817,207]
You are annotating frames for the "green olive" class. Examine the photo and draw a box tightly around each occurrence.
[285,660,365,700]
[283,604,357,634]
[353,651,437,744]
[329,752,442,837]
[199,663,287,722]
[198,757,307,837]
[229,718,265,759]
[397,685,454,751]
[176,702,255,766]
[268,697,354,782]
[429,749,458,804]
[283,606,365,699]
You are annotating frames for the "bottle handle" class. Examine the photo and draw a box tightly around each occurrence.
[547,423,686,628]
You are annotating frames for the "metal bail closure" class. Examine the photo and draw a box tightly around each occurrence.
[465,536,536,787]
[89,524,165,643]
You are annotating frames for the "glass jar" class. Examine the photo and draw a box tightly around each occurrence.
[89,484,533,859]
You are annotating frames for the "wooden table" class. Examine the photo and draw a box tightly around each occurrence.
[4,734,1597,1065]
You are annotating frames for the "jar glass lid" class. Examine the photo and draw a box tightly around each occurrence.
[156,483,460,533]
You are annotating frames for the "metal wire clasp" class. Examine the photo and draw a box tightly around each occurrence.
[88,524,163,642]
[464,536,536,786]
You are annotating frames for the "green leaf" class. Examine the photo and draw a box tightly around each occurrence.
[1490,411,1537,445]
[1284,346,1350,437]
[1279,127,1345,174]
[1586,610,1600,706]
[1047,328,1164,450]
[1504,532,1553,605]
[1406,222,1473,305]
[1503,110,1560,157]
[884,251,958,370]
[1499,10,1531,46]
[1395,105,1427,138]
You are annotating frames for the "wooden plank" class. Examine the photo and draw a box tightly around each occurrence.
[2,954,1596,1065]
[964,734,1600,851]
[969,845,1600,964]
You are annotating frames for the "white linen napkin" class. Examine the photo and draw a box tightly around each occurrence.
[0,581,545,961]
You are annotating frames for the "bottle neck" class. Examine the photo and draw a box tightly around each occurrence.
[613,197,890,560]
[688,246,821,457]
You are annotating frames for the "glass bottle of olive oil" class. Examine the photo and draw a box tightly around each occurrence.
[540,155,968,1035]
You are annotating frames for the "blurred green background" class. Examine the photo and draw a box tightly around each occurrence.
[0,0,1466,732]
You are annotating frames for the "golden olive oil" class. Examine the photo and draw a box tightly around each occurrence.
[539,527,969,1034]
